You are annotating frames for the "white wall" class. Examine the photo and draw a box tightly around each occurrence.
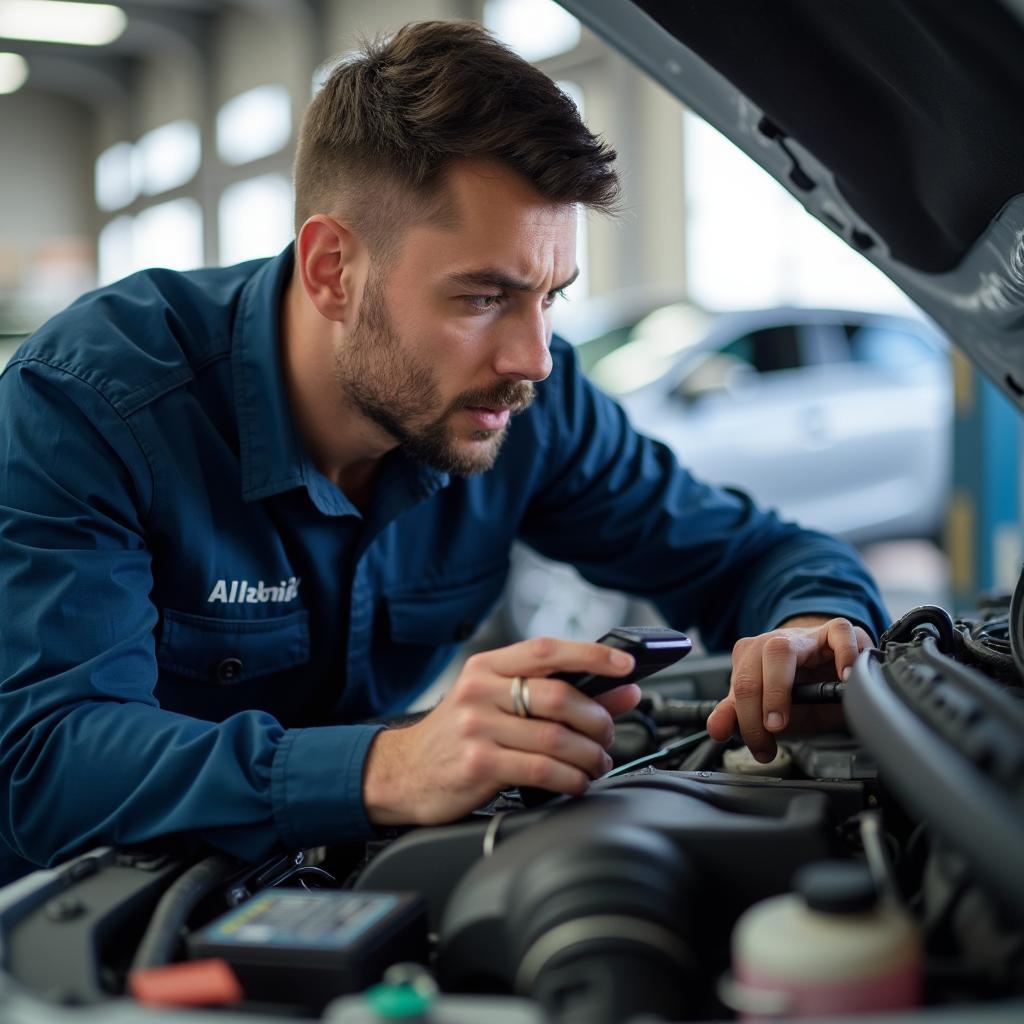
[325,0,464,49]
[0,90,95,324]
[0,91,93,239]
[0,0,688,322]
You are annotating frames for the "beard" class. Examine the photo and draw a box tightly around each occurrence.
[334,270,535,476]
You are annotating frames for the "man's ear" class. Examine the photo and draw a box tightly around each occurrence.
[295,214,366,323]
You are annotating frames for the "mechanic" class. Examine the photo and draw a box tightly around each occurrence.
[0,21,886,884]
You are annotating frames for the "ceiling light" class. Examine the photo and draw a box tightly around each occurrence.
[0,51,27,93]
[0,1,126,47]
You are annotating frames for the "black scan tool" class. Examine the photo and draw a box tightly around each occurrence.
[558,626,693,698]
[517,627,691,807]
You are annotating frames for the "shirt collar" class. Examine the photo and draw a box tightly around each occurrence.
[232,244,450,518]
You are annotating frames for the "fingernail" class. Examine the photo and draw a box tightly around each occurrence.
[610,650,633,669]
[842,666,852,681]
[754,750,774,764]
[766,712,783,730]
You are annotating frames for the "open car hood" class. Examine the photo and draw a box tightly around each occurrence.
[560,0,1024,410]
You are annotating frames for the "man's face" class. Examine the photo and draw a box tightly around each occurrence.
[333,160,578,476]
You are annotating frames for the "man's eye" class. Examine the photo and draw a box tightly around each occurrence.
[544,288,569,308]
[466,294,504,311]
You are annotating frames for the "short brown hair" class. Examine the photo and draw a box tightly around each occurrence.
[293,20,619,252]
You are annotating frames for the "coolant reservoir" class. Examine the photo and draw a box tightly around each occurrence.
[730,860,921,1019]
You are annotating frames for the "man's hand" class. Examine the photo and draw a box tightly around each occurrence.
[362,637,642,826]
[705,615,872,763]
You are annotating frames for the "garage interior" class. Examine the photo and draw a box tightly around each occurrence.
[2,2,1023,1021]
[4,0,1017,629]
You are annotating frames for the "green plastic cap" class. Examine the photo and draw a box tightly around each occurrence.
[364,982,433,1019]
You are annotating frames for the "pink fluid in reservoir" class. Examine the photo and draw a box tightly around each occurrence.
[735,961,920,1020]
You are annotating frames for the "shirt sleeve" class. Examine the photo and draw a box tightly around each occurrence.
[520,343,889,648]
[0,359,382,876]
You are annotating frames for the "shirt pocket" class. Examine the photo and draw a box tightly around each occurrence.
[385,565,508,646]
[156,608,311,685]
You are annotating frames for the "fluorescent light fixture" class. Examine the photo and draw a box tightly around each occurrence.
[0,1,127,47]
[0,51,27,93]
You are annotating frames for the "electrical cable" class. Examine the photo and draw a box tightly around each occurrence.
[641,682,848,730]
[880,605,957,652]
[129,853,237,972]
[956,616,1018,682]
[600,730,709,778]
[678,735,729,772]
[858,810,900,905]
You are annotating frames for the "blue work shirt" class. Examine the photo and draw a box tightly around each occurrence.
[0,246,887,883]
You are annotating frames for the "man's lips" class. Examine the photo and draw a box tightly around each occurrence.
[461,406,512,431]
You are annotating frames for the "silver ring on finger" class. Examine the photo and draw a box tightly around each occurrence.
[511,675,532,718]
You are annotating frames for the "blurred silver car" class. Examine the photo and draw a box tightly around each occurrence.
[591,303,950,542]
[502,303,950,640]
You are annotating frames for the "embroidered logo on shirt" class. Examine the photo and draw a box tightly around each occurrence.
[207,577,301,604]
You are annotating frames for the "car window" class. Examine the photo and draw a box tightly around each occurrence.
[841,323,935,369]
[718,324,803,373]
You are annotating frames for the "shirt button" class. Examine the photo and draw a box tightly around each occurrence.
[215,657,244,684]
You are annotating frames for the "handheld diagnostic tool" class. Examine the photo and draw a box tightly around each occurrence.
[558,626,692,697]
[517,627,691,807]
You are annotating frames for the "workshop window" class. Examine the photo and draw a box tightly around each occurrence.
[135,120,201,197]
[95,141,135,212]
[683,111,908,313]
[134,198,204,272]
[217,84,292,166]
[218,174,293,266]
[97,215,135,285]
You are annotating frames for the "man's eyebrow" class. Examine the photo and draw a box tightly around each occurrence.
[447,267,580,293]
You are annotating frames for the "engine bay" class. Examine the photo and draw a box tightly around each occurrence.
[1,594,1023,1023]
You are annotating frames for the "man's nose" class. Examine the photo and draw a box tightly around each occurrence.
[492,306,553,382]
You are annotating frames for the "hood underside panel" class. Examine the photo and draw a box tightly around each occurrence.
[635,0,1024,275]
[561,0,1024,409]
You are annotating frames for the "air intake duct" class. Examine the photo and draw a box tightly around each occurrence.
[438,817,697,1024]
